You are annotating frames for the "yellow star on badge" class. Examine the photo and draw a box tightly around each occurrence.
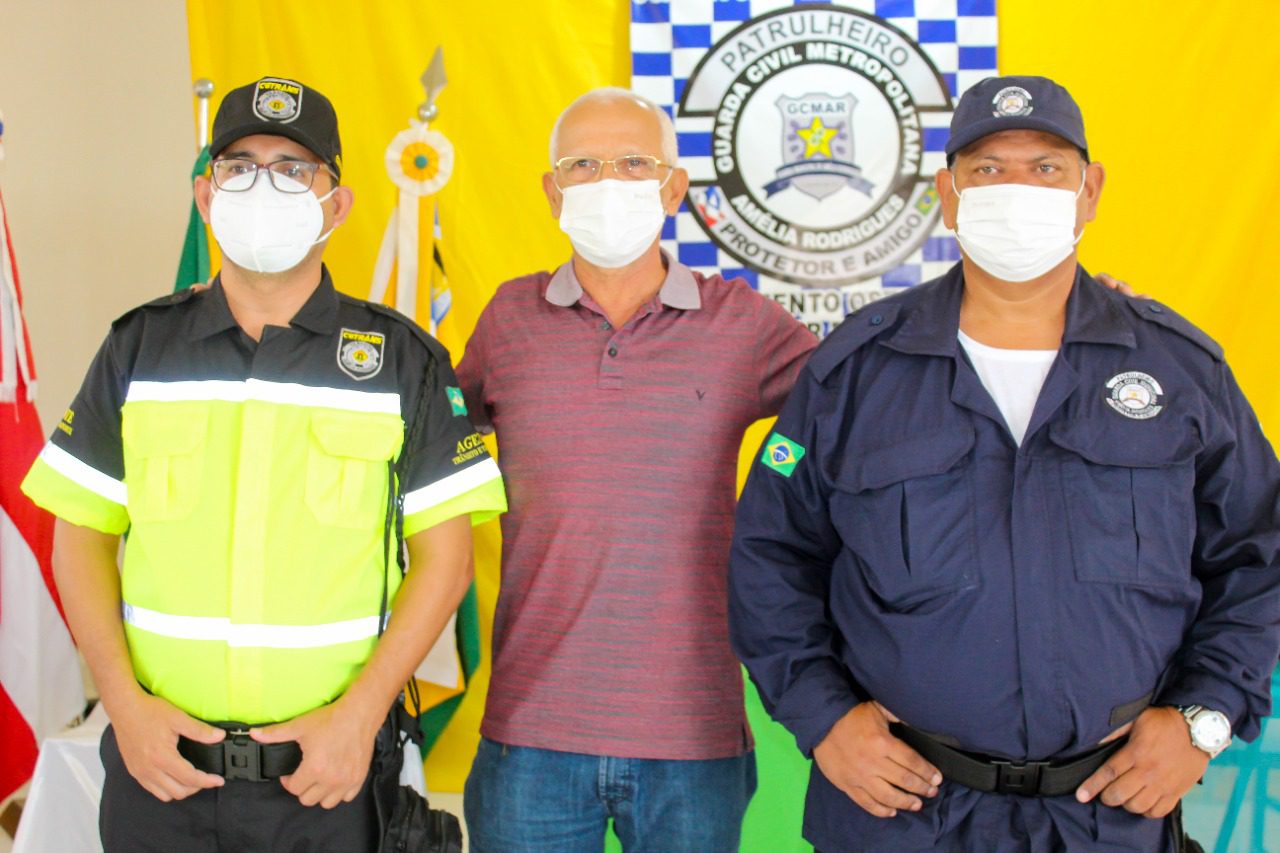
[796,116,838,159]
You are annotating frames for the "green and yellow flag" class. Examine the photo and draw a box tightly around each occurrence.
[173,145,210,292]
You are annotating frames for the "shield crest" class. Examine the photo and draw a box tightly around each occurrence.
[252,78,303,124]
[337,328,385,381]
[765,93,873,200]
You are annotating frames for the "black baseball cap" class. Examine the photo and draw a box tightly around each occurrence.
[945,75,1088,162]
[209,76,342,177]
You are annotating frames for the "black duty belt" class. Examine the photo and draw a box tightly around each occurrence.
[891,722,1125,797]
[178,724,302,782]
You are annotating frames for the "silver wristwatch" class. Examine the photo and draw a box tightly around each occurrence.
[1179,705,1232,758]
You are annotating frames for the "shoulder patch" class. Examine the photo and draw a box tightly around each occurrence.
[761,431,806,477]
[1125,300,1223,362]
[111,286,202,328]
[807,302,902,382]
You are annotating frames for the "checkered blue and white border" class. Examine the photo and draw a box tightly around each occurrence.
[631,0,998,331]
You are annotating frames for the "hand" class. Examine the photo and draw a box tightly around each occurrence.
[252,699,383,809]
[1076,706,1209,818]
[109,690,226,802]
[813,701,942,818]
[1095,272,1150,299]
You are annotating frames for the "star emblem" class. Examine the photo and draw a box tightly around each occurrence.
[795,116,838,159]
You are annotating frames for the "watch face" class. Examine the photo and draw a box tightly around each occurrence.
[1191,711,1232,750]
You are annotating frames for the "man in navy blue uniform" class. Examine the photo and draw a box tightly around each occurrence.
[729,75,1280,851]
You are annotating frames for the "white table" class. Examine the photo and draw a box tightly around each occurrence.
[12,704,107,853]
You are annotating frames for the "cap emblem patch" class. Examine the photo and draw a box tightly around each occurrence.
[992,86,1034,118]
[252,78,303,123]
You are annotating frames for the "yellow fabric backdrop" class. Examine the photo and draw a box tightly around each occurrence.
[187,0,1280,794]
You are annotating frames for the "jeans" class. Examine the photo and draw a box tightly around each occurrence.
[464,738,757,853]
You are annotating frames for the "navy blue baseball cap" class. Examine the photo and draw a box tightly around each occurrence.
[945,75,1088,162]
[210,76,343,177]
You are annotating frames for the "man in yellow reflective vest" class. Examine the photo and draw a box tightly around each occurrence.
[21,76,506,851]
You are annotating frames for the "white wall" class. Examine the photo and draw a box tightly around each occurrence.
[0,0,193,429]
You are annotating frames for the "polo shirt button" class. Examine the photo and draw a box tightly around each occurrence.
[870,314,884,326]
[602,321,612,330]
[1148,304,1165,314]
[608,346,618,357]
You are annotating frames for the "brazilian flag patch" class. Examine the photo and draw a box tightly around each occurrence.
[446,386,467,416]
[762,431,805,477]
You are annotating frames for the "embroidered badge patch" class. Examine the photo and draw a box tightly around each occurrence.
[337,328,384,380]
[445,386,467,416]
[1105,371,1164,420]
[253,78,303,123]
[762,432,806,477]
[453,433,486,465]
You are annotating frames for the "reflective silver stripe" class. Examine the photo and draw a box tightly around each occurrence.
[125,379,246,402]
[125,378,401,414]
[121,602,386,649]
[403,457,502,516]
[39,444,127,506]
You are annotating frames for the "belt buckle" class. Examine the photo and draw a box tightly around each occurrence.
[991,758,1046,795]
[222,729,265,782]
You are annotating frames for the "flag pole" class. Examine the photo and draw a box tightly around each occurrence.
[417,60,441,336]
[194,78,214,152]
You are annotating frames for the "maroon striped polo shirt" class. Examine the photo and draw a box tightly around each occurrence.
[456,255,816,759]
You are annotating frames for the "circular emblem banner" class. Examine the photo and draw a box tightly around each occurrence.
[679,7,951,289]
[385,123,454,197]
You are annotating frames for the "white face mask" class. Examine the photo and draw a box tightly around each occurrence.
[558,179,666,269]
[952,174,1085,282]
[209,173,335,274]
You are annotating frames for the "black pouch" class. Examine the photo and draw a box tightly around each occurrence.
[372,704,463,853]
[381,785,463,853]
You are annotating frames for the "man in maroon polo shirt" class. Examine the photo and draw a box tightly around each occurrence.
[456,88,817,851]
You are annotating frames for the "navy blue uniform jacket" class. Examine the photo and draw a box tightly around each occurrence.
[729,265,1280,849]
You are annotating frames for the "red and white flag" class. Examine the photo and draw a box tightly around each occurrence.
[0,154,85,801]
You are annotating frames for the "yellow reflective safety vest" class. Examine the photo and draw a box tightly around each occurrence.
[23,272,506,723]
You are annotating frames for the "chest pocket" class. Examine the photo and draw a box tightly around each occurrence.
[122,403,209,523]
[305,411,404,530]
[1047,418,1201,588]
[829,425,980,610]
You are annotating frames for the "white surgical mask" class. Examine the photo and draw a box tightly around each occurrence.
[952,174,1085,282]
[559,179,666,269]
[210,174,335,274]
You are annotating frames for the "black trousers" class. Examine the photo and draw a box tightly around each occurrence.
[99,724,379,853]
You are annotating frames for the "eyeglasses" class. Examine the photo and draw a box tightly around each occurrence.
[553,155,673,188]
[210,158,336,193]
